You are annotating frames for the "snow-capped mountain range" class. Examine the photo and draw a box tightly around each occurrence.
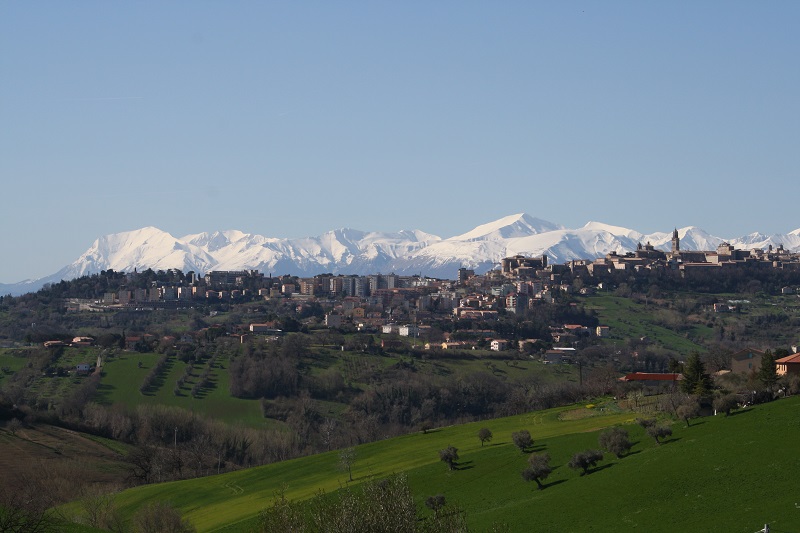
[3,214,800,296]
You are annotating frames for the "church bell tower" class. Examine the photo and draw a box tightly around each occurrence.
[671,228,680,254]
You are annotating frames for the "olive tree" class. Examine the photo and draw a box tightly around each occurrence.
[568,450,604,476]
[598,427,632,458]
[511,430,533,453]
[676,397,700,427]
[521,453,552,490]
[713,393,739,416]
[439,446,459,471]
[646,424,673,445]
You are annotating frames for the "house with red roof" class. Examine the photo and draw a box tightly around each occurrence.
[775,353,800,377]
[619,372,682,393]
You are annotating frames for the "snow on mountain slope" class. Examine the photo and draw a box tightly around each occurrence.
[4,213,800,296]
[582,221,644,241]
[642,226,724,252]
[450,213,561,241]
[730,232,800,251]
[58,227,217,280]
[203,228,441,275]
[391,225,641,277]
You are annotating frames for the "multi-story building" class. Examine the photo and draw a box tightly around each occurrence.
[385,274,400,290]
[329,277,343,296]
[205,270,264,287]
[398,325,419,337]
[178,287,193,300]
[162,287,178,301]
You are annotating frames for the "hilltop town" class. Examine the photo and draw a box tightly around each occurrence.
[52,232,800,348]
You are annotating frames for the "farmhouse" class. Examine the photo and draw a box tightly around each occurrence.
[775,353,800,376]
[730,348,764,374]
[490,339,509,351]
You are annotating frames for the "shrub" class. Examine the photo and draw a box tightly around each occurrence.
[713,393,739,416]
[133,501,195,533]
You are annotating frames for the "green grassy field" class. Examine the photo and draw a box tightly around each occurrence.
[97,352,268,428]
[0,349,29,384]
[105,396,800,533]
[585,294,707,352]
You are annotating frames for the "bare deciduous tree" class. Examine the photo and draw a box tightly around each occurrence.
[339,447,357,482]
[477,428,493,447]
[511,430,533,453]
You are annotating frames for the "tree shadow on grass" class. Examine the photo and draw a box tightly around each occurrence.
[454,461,474,471]
[588,463,614,475]
[542,479,567,489]
[93,383,116,404]
[728,409,753,417]
[660,437,682,445]
[528,444,547,453]
[622,450,642,457]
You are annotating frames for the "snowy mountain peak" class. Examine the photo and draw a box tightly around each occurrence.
[182,230,249,251]
[4,215,800,296]
[450,213,561,241]
[582,221,643,240]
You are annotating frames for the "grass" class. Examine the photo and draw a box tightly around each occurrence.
[107,400,634,531]
[104,396,800,532]
[97,352,268,428]
[586,294,706,352]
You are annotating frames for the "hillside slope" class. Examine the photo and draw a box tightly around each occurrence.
[105,397,800,532]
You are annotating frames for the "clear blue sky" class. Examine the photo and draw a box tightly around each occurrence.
[2,2,799,283]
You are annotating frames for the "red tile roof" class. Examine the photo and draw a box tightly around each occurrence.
[621,372,682,382]
[776,354,800,364]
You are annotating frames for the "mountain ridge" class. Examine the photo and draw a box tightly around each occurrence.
[3,215,800,296]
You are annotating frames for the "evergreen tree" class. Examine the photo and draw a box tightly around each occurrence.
[681,352,713,396]
[758,350,778,391]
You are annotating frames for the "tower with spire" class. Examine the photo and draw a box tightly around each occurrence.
[671,228,680,254]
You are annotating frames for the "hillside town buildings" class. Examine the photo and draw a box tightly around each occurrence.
[63,239,800,361]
